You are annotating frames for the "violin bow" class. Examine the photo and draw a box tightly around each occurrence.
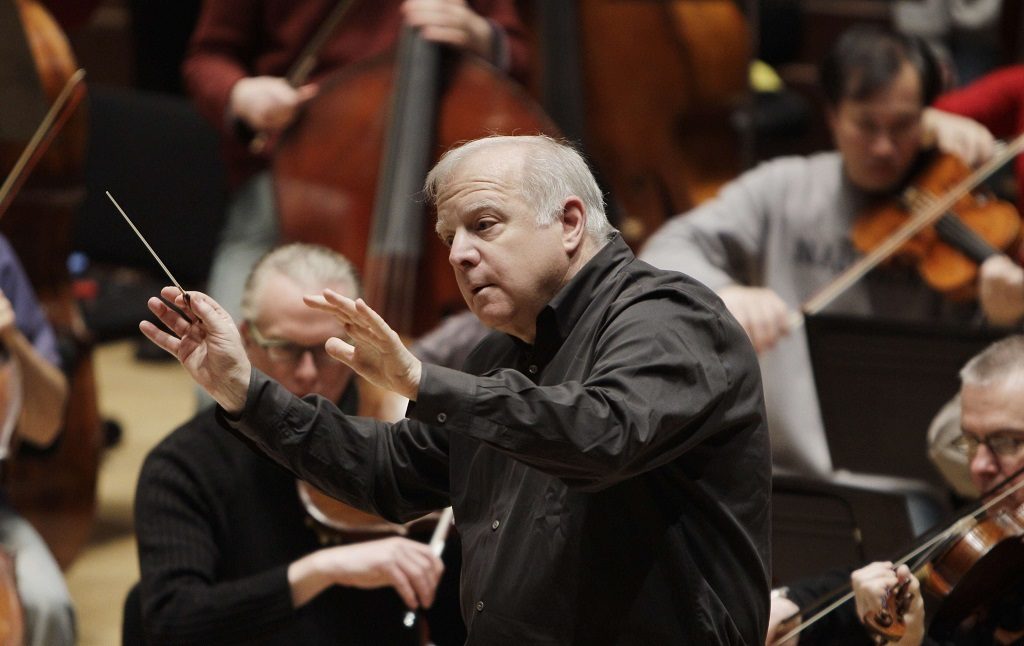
[783,133,1024,332]
[248,0,358,154]
[0,69,86,221]
[776,466,1024,643]
[402,506,454,629]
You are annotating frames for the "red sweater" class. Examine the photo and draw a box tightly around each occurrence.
[933,65,1024,212]
[182,0,531,188]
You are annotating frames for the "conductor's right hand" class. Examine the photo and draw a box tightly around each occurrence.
[718,285,794,354]
[140,287,252,414]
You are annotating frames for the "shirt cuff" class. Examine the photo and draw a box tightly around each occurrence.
[408,363,476,432]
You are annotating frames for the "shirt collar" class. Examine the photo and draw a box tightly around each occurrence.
[534,233,631,346]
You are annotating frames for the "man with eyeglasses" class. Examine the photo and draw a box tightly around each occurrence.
[133,243,463,645]
[766,334,1024,645]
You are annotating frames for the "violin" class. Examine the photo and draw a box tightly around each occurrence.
[851,151,1021,301]
[777,473,1024,643]
[918,501,1024,638]
[802,133,1024,319]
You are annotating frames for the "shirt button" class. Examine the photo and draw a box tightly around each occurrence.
[475,600,485,612]
[491,519,500,531]
[528,364,538,374]
[436,412,447,423]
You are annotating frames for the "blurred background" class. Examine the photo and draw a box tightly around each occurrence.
[4,0,1024,643]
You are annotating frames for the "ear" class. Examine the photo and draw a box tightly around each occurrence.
[825,105,840,137]
[238,320,254,348]
[560,196,587,255]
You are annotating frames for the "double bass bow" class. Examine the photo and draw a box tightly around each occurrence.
[246,0,359,155]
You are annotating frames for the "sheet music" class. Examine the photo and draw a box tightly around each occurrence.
[0,0,49,141]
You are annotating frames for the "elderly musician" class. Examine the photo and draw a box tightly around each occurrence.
[140,134,771,644]
[641,25,1024,478]
[133,242,462,645]
[766,334,1024,645]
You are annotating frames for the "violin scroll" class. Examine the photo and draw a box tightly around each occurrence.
[862,572,913,643]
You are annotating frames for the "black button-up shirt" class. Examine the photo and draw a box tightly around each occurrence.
[232,235,771,644]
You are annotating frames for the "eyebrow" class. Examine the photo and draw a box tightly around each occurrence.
[435,199,503,236]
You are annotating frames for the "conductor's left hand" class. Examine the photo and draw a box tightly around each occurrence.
[304,290,422,401]
[140,287,252,414]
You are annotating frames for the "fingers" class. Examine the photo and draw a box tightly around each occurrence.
[402,0,489,57]
[139,319,181,357]
[316,291,392,343]
[720,286,793,353]
[979,254,1024,326]
[852,561,900,622]
[324,336,356,365]
[396,543,444,609]
[922,108,996,167]
[229,76,306,131]
[149,293,194,338]
[326,536,444,609]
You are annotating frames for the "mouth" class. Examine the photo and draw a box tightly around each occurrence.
[470,284,491,295]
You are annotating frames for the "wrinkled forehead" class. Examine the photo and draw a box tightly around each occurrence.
[252,273,353,320]
[434,148,528,225]
[961,377,1024,432]
[436,145,527,199]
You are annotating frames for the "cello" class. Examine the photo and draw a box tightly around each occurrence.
[0,0,103,570]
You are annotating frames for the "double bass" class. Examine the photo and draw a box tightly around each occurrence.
[273,16,559,337]
[0,0,103,570]
[530,0,751,248]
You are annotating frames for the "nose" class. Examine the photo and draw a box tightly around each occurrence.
[293,349,318,385]
[970,442,1001,486]
[868,130,898,157]
[448,229,480,270]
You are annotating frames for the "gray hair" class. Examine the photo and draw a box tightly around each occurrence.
[240,243,360,321]
[960,335,1024,387]
[423,135,615,242]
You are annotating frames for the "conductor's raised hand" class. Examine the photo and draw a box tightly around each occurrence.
[304,290,422,401]
[139,287,252,414]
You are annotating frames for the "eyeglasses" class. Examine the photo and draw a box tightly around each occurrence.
[952,432,1024,458]
[246,320,334,368]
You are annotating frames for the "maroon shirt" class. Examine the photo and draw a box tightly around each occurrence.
[183,0,531,188]
[933,65,1024,214]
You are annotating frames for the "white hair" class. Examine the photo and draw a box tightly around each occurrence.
[240,243,359,321]
[960,335,1024,387]
[424,135,615,242]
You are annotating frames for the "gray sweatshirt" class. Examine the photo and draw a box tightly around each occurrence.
[640,152,957,476]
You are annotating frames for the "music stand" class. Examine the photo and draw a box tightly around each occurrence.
[805,313,1004,490]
